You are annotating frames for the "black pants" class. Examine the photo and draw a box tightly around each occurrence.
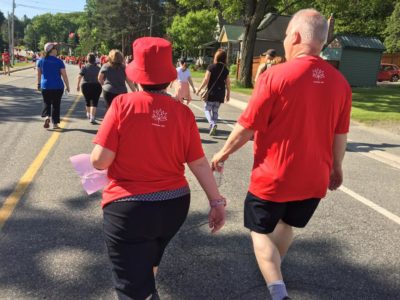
[103,90,122,108]
[81,82,102,107]
[41,89,63,124]
[103,194,190,300]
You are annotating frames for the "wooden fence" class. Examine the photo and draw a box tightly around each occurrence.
[381,53,400,66]
[236,56,266,81]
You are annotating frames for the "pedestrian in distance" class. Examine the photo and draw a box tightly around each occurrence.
[2,49,11,76]
[197,49,231,136]
[37,42,71,130]
[32,53,38,70]
[98,49,137,108]
[211,9,352,300]
[77,53,102,124]
[100,54,107,66]
[172,58,196,104]
[91,37,226,300]
[254,48,277,83]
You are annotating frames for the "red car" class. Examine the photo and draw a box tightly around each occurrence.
[377,63,400,82]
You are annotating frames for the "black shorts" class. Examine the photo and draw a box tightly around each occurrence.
[103,194,190,299]
[81,82,102,107]
[103,90,122,108]
[244,192,320,234]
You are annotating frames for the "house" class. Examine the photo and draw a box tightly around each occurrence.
[321,35,386,86]
[243,13,291,57]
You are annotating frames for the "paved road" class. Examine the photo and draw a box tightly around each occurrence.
[0,66,399,300]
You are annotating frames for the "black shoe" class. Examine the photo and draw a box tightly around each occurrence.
[282,297,292,300]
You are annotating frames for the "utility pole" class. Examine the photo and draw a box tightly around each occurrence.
[11,0,16,65]
[7,12,11,53]
[149,11,154,37]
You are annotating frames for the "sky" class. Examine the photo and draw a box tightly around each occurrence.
[0,0,85,18]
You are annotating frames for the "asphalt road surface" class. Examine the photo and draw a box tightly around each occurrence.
[0,65,399,300]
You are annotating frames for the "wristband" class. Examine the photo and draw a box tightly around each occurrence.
[210,198,226,208]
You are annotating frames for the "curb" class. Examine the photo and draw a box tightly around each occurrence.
[1,65,34,75]
[11,66,34,73]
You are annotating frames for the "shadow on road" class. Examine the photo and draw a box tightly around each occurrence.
[1,198,398,299]
[0,84,74,124]
[347,141,400,153]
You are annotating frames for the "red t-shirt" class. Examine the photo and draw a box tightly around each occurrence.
[2,52,10,63]
[238,56,352,202]
[94,91,205,207]
[100,56,107,64]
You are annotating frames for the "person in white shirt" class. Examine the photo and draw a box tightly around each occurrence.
[173,59,196,104]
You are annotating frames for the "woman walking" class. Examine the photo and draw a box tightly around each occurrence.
[37,42,70,130]
[77,53,102,124]
[91,37,226,300]
[173,59,196,104]
[98,49,136,108]
[197,49,230,136]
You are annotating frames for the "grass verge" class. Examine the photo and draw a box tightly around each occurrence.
[351,86,400,123]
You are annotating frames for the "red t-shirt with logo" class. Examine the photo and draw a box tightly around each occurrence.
[238,56,352,202]
[2,52,10,63]
[94,91,205,207]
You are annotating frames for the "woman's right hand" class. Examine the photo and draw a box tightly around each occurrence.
[77,86,80,92]
[208,205,225,233]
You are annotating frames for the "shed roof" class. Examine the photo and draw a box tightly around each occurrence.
[198,40,220,49]
[238,13,290,41]
[335,35,385,51]
[219,25,245,42]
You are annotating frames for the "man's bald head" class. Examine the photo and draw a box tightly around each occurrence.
[288,9,328,47]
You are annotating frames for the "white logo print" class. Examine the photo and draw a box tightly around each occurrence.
[312,68,325,84]
[152,109,168,127]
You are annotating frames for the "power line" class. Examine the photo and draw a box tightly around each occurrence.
[16,3,79,13]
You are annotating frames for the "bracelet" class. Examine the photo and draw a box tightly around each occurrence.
[210,198,226,208]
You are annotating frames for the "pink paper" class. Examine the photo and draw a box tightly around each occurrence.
[70,153,110,195]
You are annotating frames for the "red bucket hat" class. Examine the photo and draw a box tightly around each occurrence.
[126,37,177,85]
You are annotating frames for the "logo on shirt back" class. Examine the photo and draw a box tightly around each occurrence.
[312,68,325,84]
[152,109,168,127]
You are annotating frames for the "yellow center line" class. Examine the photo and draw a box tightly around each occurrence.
[0,94,82,231]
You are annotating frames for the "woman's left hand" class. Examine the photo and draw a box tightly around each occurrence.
[208,206,225,233]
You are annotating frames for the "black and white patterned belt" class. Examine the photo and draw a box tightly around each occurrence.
[114,185,190,202]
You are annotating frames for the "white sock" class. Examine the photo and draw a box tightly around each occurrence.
[267,280,288,300]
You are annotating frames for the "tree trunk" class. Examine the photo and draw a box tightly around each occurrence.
[239,0,269,87]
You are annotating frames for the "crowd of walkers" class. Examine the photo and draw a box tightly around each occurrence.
[33,8,352,300]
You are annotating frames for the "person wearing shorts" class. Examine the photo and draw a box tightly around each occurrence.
[91,37,226,300]
[77,53,102,124]
[212,9,352,300]
[172,59,196,104]
[2,49,11,76]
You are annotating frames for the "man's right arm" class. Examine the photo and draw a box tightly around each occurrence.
[329,133,347,190]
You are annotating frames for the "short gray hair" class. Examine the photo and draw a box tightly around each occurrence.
[289,9,328,45]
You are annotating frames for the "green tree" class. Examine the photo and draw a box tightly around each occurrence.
[24,12,82,52]
[384,1,400,53]
[167,10,217,56]
[84,0,167,55]
[0,11,5,50]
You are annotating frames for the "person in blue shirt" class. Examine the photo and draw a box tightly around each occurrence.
[37,42,70,129]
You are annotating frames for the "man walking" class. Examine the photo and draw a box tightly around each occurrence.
[2,49,11,76]
[211,9,352,300]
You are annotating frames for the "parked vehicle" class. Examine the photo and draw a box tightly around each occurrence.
[377,63,400,82]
